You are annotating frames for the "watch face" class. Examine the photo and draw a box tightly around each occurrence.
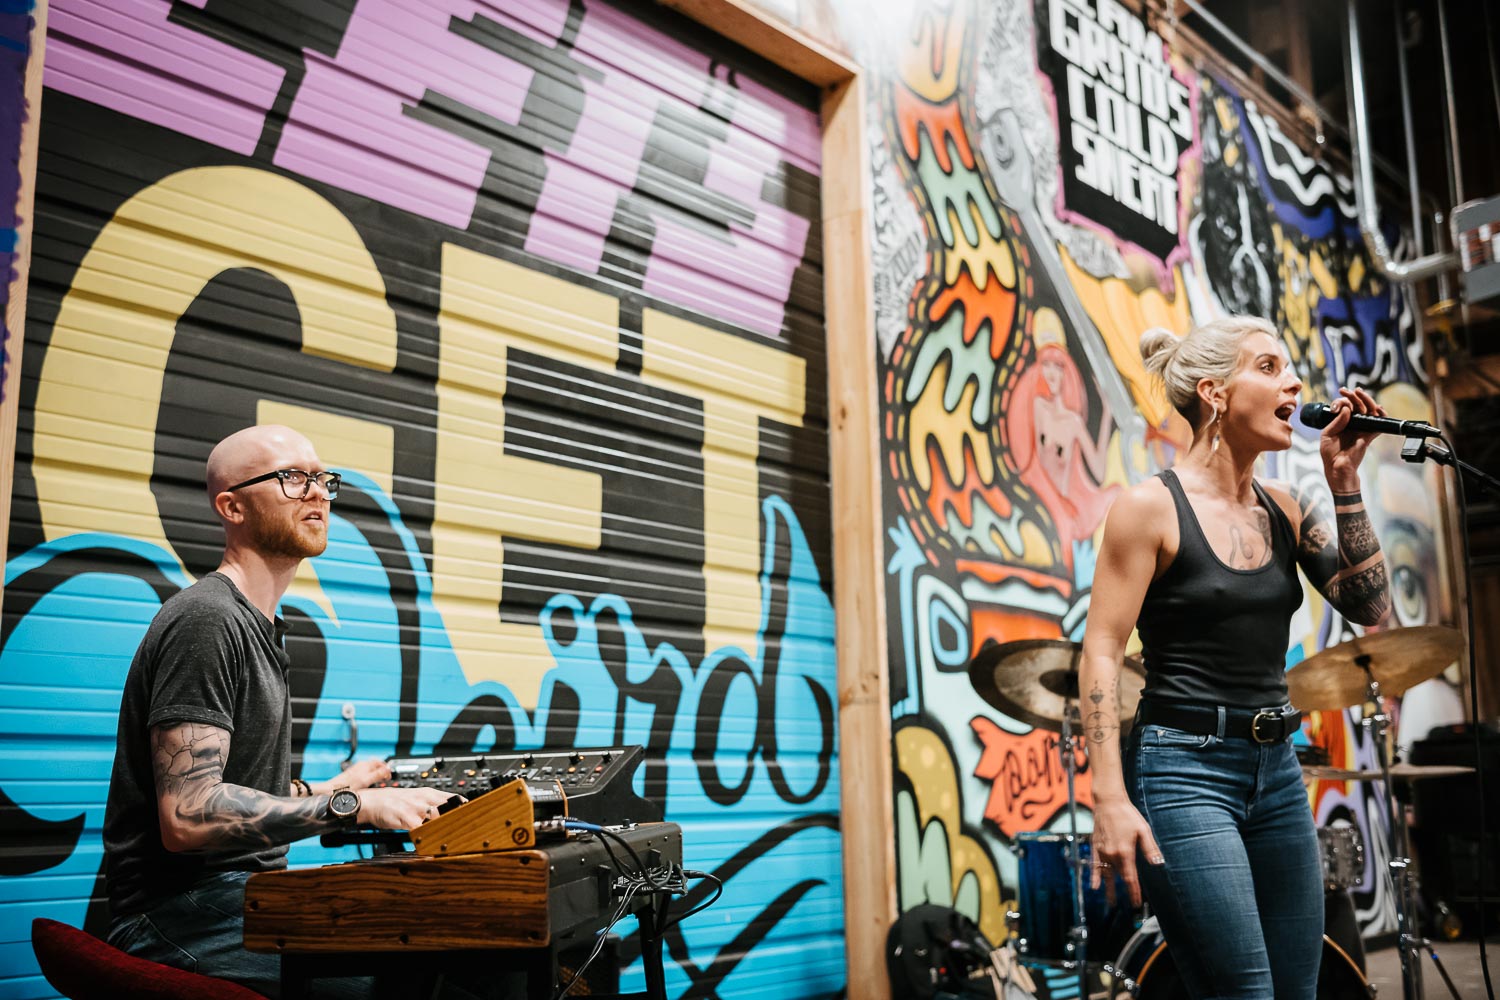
[329,789,360,820]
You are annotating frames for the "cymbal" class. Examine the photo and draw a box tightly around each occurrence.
[1285,626,1464,711]
[967,639,1145,733]
[1302,762,1475,782]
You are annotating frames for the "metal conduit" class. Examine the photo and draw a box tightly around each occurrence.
[1178,0,1417,196]
[1344,0,1457,283]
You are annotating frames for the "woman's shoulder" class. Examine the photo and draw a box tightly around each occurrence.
[1255,478,1304,529]
[1107,473,1174,521]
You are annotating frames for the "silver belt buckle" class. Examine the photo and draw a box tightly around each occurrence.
[1251,709,1281,744]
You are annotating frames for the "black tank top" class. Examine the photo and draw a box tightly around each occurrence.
[1136,469,1304,709]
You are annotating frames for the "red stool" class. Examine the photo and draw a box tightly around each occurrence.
[31,918,264,999]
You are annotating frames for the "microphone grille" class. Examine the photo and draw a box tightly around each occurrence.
[1298,402,1332,428]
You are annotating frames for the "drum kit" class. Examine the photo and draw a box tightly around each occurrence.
[967,626,1476,1000]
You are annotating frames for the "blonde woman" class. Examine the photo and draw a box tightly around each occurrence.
[1080,316,1391,998]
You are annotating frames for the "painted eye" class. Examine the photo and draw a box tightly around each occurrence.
[1391,564,1426,627]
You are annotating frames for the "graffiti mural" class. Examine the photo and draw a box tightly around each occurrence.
[870,0,1452,970]
[0,2,842,997]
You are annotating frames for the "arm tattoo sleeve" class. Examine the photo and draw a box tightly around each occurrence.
[1292,486,1390,626]
[152,722,338,852]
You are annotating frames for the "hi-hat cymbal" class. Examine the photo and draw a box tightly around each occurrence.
[967,638,1145,733]
[1285,626,1464,712]
[1302,762,1475,782]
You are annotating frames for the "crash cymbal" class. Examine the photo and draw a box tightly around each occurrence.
[967,638,1145,733]
[1285,626,1464,712]
[1301,762,1475,782]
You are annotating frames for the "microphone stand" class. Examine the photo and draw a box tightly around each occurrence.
[1402,432,1499,1000]
[1401,437,1500,497]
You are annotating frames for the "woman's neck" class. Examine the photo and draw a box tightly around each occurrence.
[1178,431,1259,503]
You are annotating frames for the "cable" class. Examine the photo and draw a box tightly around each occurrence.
[665,870,724,930]
[1440,433,1495,1000]
[553,882,639,1000]
[563,820,672,891]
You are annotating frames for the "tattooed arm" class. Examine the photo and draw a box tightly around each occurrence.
[153,722,453,852]
[1290,485,1391,627]
[1079,483,1167,907]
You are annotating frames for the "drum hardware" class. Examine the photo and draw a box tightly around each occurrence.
[969,640,1146,1000]
[968,640,1145,733]
[1288,632,1469,1000]
[1301,762,1476,783]
[1318,826,1365,893]
[1284,626,1463,712]
[1108,916,1375,999]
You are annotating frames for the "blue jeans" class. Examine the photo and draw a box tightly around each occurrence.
[1125,722,1325,999]
[106,871,372,999]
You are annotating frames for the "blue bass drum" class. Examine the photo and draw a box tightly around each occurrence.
[1014,832,1137,966]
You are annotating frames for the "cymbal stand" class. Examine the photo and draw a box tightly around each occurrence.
[1058,699,1091,1000]
[1359,662,1464,1000]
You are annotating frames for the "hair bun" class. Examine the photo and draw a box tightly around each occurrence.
[1139,327,1181,376]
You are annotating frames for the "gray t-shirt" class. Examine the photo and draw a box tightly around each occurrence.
[103,572,294,918]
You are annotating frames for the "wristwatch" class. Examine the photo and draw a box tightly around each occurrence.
[327,787,361,826]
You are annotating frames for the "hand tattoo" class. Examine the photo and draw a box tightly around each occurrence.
[152,722,337,852]
[1292,485,1390,625]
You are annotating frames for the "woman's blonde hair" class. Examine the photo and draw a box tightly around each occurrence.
[1139,316,1277,427]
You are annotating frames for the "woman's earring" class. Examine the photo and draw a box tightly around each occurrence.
[1210,407,1222,454]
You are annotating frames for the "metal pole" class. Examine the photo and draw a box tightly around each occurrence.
[1344,0,1457,282]
[1394,2,1426,258]
[1435,0,1465,207]
[1179,0,1418,196]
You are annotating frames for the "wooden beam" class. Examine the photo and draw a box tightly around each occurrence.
[654,0,858,87]
[653,4,893,995]
[821,72,896,1000]
[0,0,48,617]
[1438,354,1500,401]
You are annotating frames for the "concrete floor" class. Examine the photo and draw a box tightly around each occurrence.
[1364,939,1500,999]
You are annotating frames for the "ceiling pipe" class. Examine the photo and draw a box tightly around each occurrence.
[1344,0,1457,283]
[1179,0,1417,196]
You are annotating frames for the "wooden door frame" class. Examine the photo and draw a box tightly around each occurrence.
[0,0,49,611]
[656,3,895,997]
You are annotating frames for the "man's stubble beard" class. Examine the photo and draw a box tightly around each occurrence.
[250,509,328,561]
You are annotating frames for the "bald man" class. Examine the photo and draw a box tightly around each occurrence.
[101,426,453,998]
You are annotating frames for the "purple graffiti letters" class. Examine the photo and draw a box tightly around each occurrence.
[275,0,569,229]
[47,0,285,155]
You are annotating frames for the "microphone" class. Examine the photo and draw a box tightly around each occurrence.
[1298,402,1442,438]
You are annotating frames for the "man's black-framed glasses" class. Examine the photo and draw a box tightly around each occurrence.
[225,469,341,501]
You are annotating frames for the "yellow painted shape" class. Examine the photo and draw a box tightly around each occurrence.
[901,0,969,102]
[434,244,617,703]
[1059,248,1193,437]
[943,202,1015,289]
[35,167,399,595]
[906,360,994,492]
[895,724,1005,944]
[641,309,805,653]
[1347,254,1366,293]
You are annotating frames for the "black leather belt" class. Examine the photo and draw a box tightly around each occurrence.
[1137,701,1301,744]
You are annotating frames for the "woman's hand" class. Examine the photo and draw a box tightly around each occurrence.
[1091,797,1164,908]
[1319,387,1386,490]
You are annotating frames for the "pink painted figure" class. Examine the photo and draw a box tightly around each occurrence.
[1007,327,1118,567]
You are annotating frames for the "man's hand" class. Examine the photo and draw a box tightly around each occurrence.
[310,758,391,794]
[356,786,462,831]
